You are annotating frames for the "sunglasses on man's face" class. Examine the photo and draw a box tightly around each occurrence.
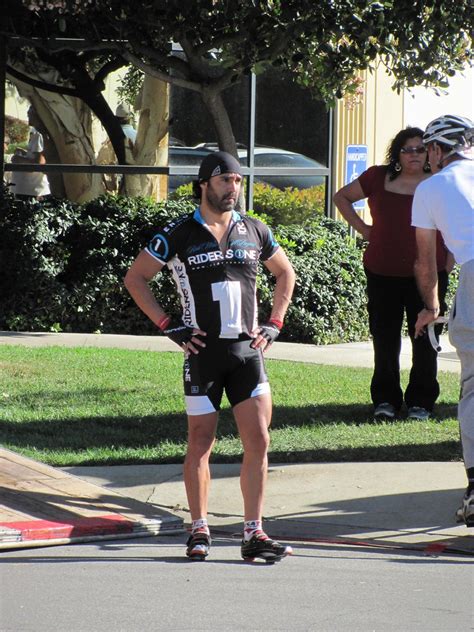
[400,146,427,154]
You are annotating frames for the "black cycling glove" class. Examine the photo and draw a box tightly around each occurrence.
[259,322,281,345]
[163,320,196,347]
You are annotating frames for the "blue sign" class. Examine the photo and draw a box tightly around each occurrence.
[345,144,368,211]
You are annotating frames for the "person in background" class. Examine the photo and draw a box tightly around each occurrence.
[124,151,296,562]
[333,127,452,421]
[10,106,51,200]
[115,102,137,144]
[413,115,474,527]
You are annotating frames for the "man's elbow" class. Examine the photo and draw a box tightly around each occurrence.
[332,190,342,206]
[123,270,135,292]
[30,152,46,165]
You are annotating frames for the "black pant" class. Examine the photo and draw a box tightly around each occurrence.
[365,268,448,411]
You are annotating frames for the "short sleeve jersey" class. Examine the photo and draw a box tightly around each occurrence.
[358,165,447,276]
[145,208,279,340]
[412,160,474,266]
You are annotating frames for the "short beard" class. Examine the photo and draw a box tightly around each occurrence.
[206,181,236,213]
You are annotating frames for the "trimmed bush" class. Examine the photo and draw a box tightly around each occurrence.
[0,191,193,334]
[258,218,370,343]
[171,181,326,225]
[252,182,326,225]
[8,189,459,345]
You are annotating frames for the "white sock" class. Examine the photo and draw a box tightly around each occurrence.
[243,519,267,542]
[191,518,209,535]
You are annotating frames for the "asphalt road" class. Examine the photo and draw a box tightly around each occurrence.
[1,534,472,631]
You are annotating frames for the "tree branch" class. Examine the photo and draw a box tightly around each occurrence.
[95,56,128,85]
[6,64,79,96]
[121,50,202,93]
[129,43,191,78]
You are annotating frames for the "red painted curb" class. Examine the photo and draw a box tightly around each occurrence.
[0,514,134,541]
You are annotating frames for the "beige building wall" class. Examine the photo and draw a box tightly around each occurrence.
[332,64,405,222]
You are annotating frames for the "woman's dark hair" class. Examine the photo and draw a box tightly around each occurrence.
[385,126,429,180]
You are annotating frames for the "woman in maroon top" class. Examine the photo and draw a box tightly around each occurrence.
[334,127,451,420]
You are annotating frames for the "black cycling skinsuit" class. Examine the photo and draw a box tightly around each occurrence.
[146,208,280,414]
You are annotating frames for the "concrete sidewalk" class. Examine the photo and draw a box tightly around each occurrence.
[1,330,470,555]
[67,461,473,555]
[0,329,461,372]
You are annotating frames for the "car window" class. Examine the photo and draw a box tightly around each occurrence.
[169,148,211,166]
[254,153,323,168]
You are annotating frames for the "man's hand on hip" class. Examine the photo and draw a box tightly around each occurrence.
[163,319,206,354]
[250,321,281,351]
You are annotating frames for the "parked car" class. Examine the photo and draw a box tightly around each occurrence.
[168,143,326,192]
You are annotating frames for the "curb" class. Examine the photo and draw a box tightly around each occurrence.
[0,448,184,550]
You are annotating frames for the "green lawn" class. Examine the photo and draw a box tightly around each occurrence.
[0,345,462,466]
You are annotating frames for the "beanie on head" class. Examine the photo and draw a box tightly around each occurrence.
[198,151,242,182]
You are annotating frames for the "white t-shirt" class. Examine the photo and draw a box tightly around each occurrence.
[412,159,474,265]
[10,128,51,197]
[121,123,137,144]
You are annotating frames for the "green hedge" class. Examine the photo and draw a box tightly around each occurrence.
[171,181,326,226]
[6,188,452,345]
[251,182,326,225]
[0,192,192,335]
[267,220,369,343]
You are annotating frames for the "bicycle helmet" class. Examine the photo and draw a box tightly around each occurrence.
[423,115,474,159]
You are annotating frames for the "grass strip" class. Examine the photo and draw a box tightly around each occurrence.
[0,345,461,466]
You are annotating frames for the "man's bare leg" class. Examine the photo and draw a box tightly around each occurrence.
[183,412,218,521]
[234,393,293,561]
[233,394,272,521]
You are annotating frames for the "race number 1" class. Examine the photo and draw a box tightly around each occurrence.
[211,280,243,338]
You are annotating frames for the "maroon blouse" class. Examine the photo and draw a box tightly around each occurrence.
[358,165,447,276]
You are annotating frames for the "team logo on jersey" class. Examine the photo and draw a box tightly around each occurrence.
[237,222,247,235]
[187,248,257,265]
[148,233,169,260]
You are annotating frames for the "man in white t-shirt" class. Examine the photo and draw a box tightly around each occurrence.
[115,103,137,144]
[10,106,51,200]
[412,114,474,527]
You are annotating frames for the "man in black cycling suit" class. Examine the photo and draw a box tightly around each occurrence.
[125,151,296,561]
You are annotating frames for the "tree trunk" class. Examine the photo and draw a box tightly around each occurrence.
[122,76,169,199]
[201,87,238,157]
[201,86,245,210]
[10,68,104,203]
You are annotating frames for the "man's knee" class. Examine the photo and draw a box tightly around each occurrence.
[241,425,270,455]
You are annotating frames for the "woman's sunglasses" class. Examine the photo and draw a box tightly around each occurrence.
[400,146,427,154]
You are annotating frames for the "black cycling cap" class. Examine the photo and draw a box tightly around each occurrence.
[198,151,242,182]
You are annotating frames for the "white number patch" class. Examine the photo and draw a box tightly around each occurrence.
[211,281,243,338]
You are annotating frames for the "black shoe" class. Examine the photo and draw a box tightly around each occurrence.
[241,534,293,563]
[186,531,211,561]
[407,406,431,421]
[455,490,474,527]
[374,402,396,419]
